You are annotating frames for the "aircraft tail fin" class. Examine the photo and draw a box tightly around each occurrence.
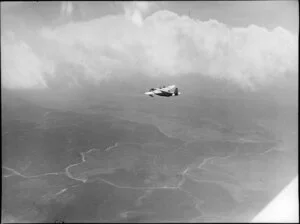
[174,88,179,96]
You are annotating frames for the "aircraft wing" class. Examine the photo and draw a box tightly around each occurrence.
[160,85,176,92]
[153,89,163,94]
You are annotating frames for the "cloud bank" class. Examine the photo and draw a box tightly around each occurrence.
[1,4,298,90]
[123,1,155,27]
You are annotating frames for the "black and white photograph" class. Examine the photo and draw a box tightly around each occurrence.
[1,1,298,223]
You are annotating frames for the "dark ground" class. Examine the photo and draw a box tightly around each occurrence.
[2,76,298,223]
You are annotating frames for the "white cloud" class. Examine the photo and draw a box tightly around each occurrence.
[123,1,155,27]
[1,33,53,89]
[1,9,298,90]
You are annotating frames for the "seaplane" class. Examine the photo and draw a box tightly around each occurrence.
[144,85,181,97]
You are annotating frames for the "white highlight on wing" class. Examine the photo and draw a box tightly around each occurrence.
[161,85,175,91]
[252,175,299,223]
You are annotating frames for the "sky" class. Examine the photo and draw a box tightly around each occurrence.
[1,1,298,91]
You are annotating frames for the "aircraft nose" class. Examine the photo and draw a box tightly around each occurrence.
[144,92,154,97]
